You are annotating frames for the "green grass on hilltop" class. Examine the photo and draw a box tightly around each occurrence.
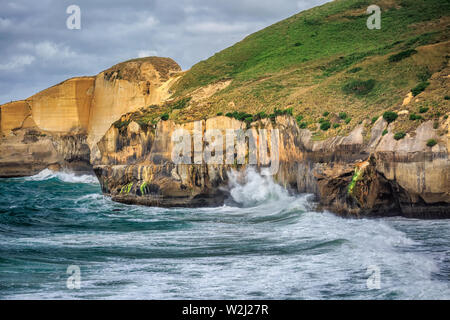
[175,0,449,93]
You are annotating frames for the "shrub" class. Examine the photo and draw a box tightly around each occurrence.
[171,97,191,110]
[304,18,321,26]
[299,122,307,129]
[342,79,376,96]
[382,129,388,136]
[135,119,150,130]
[371,116,378,124]
[216,112,223,116]
[426,139,437,147]
[409,113,422,120]
[113,119,131,129]
[444,115,449,119]
[270,107,292,119]
[272,109,281,117]
[296,115,304,122]
[347,67,362,73]
[394,132,406,140]
[345,118,351,124]
[318,118,326,123]
[417,68,431,82]
[226,111,253,121]
[433,121,439,129]
[388,49,417,62]
[272,108,282,117]
[419,106,429,113]
[239,112,253,121]
[339,112,347,119]
[322,111,329,117]
[333,123,340,129]
[244,116,253,124]
[383,111,398,123]
[445,95,450,100]
[411,82,429,96]
[320,121,331,131]
[255,111,268,120]
[160,113,169,121]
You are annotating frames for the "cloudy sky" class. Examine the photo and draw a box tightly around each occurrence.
[0,0,330,104]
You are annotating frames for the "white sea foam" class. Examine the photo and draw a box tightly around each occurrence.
[228,167,291,207]
[25,168,99,184]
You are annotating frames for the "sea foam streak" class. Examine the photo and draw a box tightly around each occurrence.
[25,169,99,184]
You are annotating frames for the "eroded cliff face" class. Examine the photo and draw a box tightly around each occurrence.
[296,117,450,218]
[87,57,181,161]
[0,57,181,177]
[93,114,449,218]
[0,77,95,177]
[94,116,248,207]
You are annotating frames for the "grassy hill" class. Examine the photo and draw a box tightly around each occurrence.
[132,0,449,139]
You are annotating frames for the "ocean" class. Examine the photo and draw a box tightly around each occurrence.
[0,169,448,299]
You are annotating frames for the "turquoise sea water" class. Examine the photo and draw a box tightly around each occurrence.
[0,169,449,299]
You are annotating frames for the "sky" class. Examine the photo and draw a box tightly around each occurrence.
[0,0,330,104]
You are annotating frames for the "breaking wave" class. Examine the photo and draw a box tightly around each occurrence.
[25,169,99,184]
[228,168,291,207]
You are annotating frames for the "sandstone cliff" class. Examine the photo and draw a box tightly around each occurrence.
[0,57,181,177]
[93,114,449,218]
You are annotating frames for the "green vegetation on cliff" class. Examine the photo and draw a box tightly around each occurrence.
[163,0,449,139]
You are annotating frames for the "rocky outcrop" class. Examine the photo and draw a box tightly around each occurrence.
[94,116,247,207]
[0,57,181,177]
[93,114,450,218]
[0,128,92,177]
[0,77,95,177]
